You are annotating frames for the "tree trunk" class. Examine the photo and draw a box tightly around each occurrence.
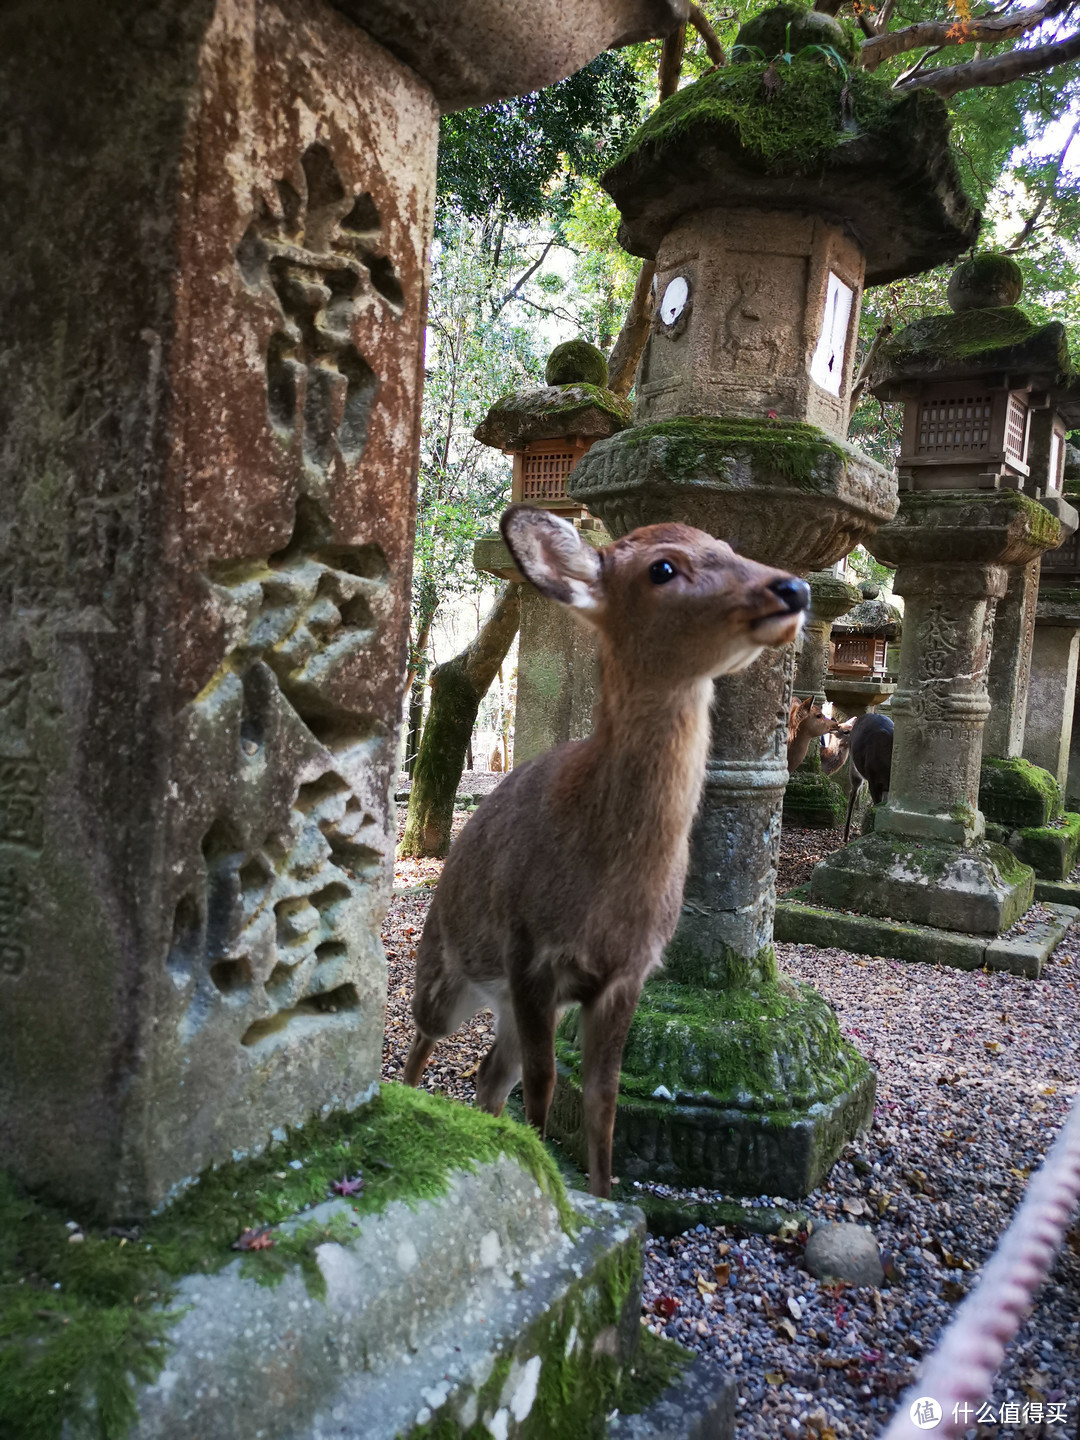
[399,583,522,858]
[403,681,425,775]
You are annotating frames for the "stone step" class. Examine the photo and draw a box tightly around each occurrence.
[130,1158,648,1440]
[609,1358,736,1440]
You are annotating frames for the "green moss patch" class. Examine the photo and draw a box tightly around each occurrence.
[621,416,849,490]
[545,340,608,388]
[980,756,1062,828]
[881,308,1069,372]
[0,1086,574,1440]
[618,58,895,176]
[1008,812,1080,881]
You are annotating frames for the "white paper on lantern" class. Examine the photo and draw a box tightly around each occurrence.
[1049,427,1063,491]
[809,272,854,397]
[660,276,689,326]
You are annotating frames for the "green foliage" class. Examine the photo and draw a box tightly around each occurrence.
[436,52,644,226]
[0,1086,575,1440]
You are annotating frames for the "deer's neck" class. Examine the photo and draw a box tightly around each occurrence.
[787,728,813,772]
[561,656,713,875]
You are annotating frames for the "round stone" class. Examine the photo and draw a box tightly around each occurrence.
[734,3,856,63]
[804,1222,884,1287]
[545,339,608,387]
[947,252,1024,312]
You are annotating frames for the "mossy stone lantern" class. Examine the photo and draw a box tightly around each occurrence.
[552,14,979,1197]
[473,343,630,764]
[825,582,902,717]
[806,255,1079,951]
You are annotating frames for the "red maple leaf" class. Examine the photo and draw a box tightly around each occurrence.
[233,1226,274,1251]
[332,1173,364,1197]
[655,1295,679,1318]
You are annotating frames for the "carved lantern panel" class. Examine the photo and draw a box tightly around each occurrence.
[509,436,593,515]
[897,383,1031,491]
[634,207,866,439]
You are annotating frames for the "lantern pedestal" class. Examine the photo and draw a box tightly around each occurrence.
[804,491,1060,958]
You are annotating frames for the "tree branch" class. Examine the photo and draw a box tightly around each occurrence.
[897,23,1080,95]
[1007,112,1080,249]
[850,323,893,410]
[860,0,1069,71]
[490,236,557,316]
[688,4,725,65]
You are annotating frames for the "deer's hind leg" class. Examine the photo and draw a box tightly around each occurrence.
[580,976,644,1199]
[404,916,482,1087]
[474,997,522,1117]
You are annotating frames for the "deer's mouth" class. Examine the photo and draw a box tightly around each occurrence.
[750,610,804,645]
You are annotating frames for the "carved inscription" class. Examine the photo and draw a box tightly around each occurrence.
[0,760,44,848]
[0,867,28,976]
[237,143,403,476]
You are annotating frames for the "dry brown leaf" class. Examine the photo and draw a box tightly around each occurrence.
[777,1317,798,1341]
[765,1370,785,1386]
[713,1262,731,1286]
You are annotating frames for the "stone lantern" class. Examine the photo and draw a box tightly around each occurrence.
[802,255,1078,969]
[473,342,629,765]
[825,582,902,718]
[550,17,980,1197]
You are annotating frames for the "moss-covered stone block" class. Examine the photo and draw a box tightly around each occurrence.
[545,339,609,388]
[1007,812,1080,881]
[474,383,631,451]
[980,756,1063,828]
[548,978,875,1197]
[734,3,856,63]
[783,769,848,829]
[946,253,1024,311]
[808,832,1034,934]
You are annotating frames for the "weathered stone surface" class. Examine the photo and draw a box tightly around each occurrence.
[804,1223,884,1288]
[1005,814,1080,882]
[809,835,1033,934]
[946,252,1024,312]
[983,560,1040,760]
[869,308,1077,395]
[341,0,686,112]
[546,338,610,387]
[514,588,601,765]
[474,383,631,450]
[609,1358,736,1440]
[0,0,435,1217]
[130,1158,646,1440]
[785,571,859,829]
[601,64,977,283]
[568,419,896,565]
[1024,618,1080,788]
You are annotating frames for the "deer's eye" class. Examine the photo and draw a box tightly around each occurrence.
[649,559,677,585]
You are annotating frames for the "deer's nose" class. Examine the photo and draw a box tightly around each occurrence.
[768,577,811,613]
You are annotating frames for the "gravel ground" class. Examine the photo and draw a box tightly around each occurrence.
[381,793,1080,1439]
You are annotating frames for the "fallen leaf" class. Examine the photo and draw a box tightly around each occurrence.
[696,1271,717,1296]
[765,1370,785,1386]
[1010,1166,1030,1181]
[713,1262,731,1286]
[655,1294,679,1318]
[777,1317,798,1341]
[941,1279,967,1301]
[332,1173,365,1197]
[233,1227,274,1251]
[788,1296,803,1321]
[877,1192,892,1215]
[842,1197,865,1216]
[716,1242,731,1257]
[1039,1084,1058,1096]
[985,1040,1005,1055]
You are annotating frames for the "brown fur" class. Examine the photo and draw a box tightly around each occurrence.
[404,505,807,1197]
[786,699,838,772]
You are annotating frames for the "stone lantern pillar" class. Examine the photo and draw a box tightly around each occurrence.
[782,570,861,829]
[549,15,981,1196]
[804,256,1078,966]
[472,342,628,764]
[825,584,902,719]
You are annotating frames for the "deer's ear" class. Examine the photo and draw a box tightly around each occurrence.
[501,505,603,614]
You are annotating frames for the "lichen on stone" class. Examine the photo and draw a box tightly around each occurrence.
[879,307,1068,371]
[946,252,1024,312]
[474,383,630,449]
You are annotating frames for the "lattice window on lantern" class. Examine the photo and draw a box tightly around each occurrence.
[511,438,590,508]
[1004,392,1029,464]
[915,394,994,456]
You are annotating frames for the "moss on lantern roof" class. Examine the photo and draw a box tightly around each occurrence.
[474,382,631,450]
[870,308,1073,394]
[734,3,858,63]
[603,59,978,282]
[832,597,902,637]
[618,59,894,179]
[545,339,609,387]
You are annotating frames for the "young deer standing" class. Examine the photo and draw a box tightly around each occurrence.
[404,505,809,1197]
[786,696,838,772]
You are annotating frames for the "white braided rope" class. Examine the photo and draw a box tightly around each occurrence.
[883,1096,1080,1439]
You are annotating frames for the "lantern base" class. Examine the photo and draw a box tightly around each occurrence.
[775,890,1076,980]
[782,767,849,829]
[807,833,1033,935]
[549,978,875,1199]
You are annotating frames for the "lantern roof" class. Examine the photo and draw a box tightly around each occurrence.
[474,383,631,451]
[868,255,1080,421]
[600,61,978,285]
[832,595,902,638]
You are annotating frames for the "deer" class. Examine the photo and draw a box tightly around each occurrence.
[786,696,839,772]
[843,711,894,843]
[403,504,809,1198]
[820,717,856,778]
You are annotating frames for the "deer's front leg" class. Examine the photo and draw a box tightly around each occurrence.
[580,977,643,1199]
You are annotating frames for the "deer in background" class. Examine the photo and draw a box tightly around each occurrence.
[843,711,894,843]
[820,716,857,777]
[404,504,809,1197]
[787,696,839,772]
